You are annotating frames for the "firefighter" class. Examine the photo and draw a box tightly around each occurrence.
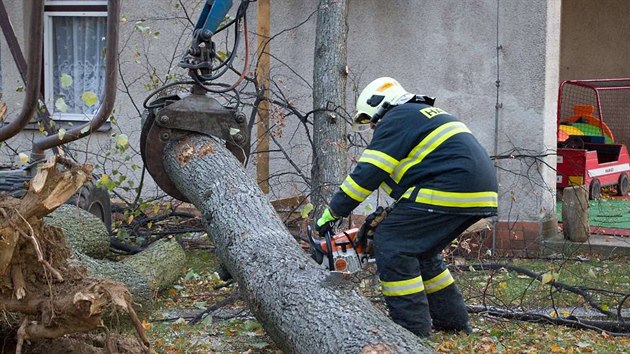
[315,77,498,337]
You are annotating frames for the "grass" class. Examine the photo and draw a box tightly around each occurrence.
[143,236,630,353]
[455,257,630,311]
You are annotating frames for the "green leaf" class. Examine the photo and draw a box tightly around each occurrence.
[55,97,68,113]
[15,85,24,92]
[184,270,200,281]
[200,314,213,325]
[193,301,207,309]
[301,203,314,219]
[541,271,553,285]
[242,320,262,332]
[216,50,229,62]
[251,342,269,349]
[57,128,66,140]
[81,91,98,107]
[60,73,73,88]
[116,133,129,148]
[80,125,90,134]
[18,153,29,164]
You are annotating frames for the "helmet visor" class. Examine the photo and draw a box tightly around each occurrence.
[352,113,372,132]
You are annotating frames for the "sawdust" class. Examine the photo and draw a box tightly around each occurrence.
[175,139,195,165]
[198,143,214,157]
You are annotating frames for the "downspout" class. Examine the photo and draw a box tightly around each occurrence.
[492,0,502,256]
[0,0,44,142]
[31,0,120,159]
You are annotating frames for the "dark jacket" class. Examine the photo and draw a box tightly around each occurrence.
[329,102,498,216]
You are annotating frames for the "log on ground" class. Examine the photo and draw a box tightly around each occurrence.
[163,134,433,353]
[47,204,187,311]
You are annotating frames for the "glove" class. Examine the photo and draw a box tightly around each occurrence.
[315,207,339,235]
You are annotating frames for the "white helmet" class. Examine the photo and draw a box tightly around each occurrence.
[352,77,413,131]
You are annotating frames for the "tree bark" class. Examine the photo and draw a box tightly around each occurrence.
[311,0,349,210]
[561,185,589,242]
[46,205,110,258]
[163,134,433,353]
[47,204,187,312]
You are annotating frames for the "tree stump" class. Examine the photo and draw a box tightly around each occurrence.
[561,185,590,243]
[0,156,149,352]
[162,134,433,353]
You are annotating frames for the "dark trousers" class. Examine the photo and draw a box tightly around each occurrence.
[374,204,480,336]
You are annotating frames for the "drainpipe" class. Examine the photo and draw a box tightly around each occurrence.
[492,0,502,256]
[0,0,44,142]
[31,0,120,160]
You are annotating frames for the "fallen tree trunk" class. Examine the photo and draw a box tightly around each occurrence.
[162,134,433,353]
[46,204,187,312]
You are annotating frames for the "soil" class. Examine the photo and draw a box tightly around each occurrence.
[1,333,147,354]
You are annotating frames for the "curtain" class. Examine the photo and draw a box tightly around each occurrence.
[52,16,107,115]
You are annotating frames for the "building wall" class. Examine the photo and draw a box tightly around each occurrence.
[560,0,630,81]
[1,1,564,245]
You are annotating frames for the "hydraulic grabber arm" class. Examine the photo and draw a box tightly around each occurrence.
[140,0,253,202]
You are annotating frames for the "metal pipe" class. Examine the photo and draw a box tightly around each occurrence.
[32,0,121,157]
[0,0,44,142]
[492,0,501,256]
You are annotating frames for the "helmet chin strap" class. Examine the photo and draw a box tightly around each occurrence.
[370,95,437,125]
[370,102,392,124]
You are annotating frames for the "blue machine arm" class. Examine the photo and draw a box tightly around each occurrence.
[196,0,234,35]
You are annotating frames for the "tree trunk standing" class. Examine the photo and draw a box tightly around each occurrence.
[311,0,350,210]
[163,135,433,353]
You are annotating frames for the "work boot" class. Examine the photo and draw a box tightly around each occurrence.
[385,293,432,338]
[426,283,471,333]
[419,253,472,333]
[433,322,473,335]
[407,326,432,338]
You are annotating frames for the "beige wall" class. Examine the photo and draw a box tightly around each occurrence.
[1,1,564,226]
[560,0,630,81]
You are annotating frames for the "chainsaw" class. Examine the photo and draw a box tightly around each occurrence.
[307,205,392,273]
[307,226,371,273]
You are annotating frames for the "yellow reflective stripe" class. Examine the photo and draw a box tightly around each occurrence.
[381,275,424,296]
[424,269,454,294]
[359,149,399,174]
[340,176,371,202]
[380,181,393,195]
[392,122,471,183]
[399,187,414,201]
[416,188,498,208]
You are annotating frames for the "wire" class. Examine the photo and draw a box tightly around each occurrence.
[142,80,196,109]
[192,12,249,94]
[198,15,241,80]
[144,0,252,107]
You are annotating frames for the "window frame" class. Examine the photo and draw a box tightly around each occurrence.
[43,1,108,121]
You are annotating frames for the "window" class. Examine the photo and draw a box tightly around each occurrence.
[44,1,108,121]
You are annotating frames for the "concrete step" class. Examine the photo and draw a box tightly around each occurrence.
[541,234,630,258]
